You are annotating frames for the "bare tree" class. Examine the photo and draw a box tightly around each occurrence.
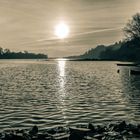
[0,47,3,55]
[124,13,140,41]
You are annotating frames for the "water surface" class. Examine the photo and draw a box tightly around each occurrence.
[0,60,140,130]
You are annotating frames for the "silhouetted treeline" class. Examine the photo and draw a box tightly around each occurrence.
[0,48,48,59]
[69,13,140,62]
[77,39,140,61]
[80,42,122,60]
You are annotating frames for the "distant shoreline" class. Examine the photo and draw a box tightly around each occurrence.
[0,58,137,63]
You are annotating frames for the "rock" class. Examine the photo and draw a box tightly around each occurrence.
[106,131,120,136]
[84,136,98,140]
[0,133,4,139]
[52,133,67,137]
[46,128,57,135]
[53,134,70,140]
[137,124,140,129]
[113,121,127,132]
[76,124,87,129]
[102,133,123,140]
[15,129,25,134]
[23,132,31,140]
[4,133,26,140]
[56,127,68,133]
[29,126,38,136]
[107,123,116,131]
[127,123,140,134]
[69,127,90,140]
[131,128,140,134]
[123,136,128,140]
[93,134,104,139]
[94,125,106,134]
[88,123,95,132]
[121,130,128,135]
[37,133,49,140]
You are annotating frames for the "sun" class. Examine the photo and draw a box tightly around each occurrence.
[54,22,70,39]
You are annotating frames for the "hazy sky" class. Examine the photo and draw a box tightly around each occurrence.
[0,0,140,57]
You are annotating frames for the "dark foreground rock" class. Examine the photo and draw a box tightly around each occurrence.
[1,121,140,140]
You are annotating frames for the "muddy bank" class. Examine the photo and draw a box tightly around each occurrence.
[1,121,140,140]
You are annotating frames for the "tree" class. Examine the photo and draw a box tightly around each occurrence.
[0,47,3,55]
[0,47,48,59]
[4,48,10,54]
[124,13,140,42]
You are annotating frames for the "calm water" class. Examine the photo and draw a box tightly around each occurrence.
[0,60,140,130]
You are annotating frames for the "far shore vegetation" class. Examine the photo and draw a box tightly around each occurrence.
[67,13,140,62]
[0,48,48,59]
[1,13,140,61]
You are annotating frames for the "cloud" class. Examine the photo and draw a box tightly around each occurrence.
[0,0,140,56]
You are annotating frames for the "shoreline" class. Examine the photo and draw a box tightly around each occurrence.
[1,121,140,140]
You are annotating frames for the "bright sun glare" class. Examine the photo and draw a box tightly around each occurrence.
[54,22,70,39]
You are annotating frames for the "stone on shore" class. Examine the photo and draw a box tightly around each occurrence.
[69,127,90,140]
[1,121,140,140]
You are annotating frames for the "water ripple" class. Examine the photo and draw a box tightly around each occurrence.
[0,60,140,130]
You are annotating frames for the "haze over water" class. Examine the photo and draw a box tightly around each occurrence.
[0,60,140,130]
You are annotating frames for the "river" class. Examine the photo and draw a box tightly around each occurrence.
[0,60,140,131]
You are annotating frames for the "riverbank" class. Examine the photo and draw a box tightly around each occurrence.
[1,121,140,140]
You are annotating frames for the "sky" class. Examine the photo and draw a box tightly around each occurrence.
[0,0,140,57]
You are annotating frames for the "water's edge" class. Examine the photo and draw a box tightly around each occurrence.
[1,121,140,140]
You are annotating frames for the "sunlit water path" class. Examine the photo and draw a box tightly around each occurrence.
[0,60,140,131]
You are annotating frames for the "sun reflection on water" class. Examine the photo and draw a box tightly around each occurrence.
[58,60,66,77]
[57,59,68,124]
